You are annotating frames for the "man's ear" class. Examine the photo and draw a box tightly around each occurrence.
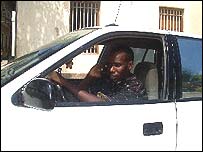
[128,61,134,70]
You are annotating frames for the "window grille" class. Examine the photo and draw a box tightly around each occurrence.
[70,1,100,54]
[159,7,184,32]
[70,1,100,31]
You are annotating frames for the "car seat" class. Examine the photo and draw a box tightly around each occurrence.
[134,61,158,100]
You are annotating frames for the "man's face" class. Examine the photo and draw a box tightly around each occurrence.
[107,51,133,82]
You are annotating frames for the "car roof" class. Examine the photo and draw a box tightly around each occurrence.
[83,24,202,39]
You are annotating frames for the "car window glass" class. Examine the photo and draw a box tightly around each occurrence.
[133,48,155,66]
[177,37,202,98]
[1,29,96,87]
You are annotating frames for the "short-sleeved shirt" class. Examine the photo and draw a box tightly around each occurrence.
[89,74,146,102]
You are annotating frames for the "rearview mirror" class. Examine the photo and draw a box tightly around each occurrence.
[12,78,56,111]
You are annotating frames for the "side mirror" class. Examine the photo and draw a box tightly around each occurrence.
[12,78,56,111]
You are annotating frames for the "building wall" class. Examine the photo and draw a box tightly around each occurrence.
[100,1,159,31]
[184,1,202,36]
[158,1,202,36]
[100,1,202,36]
[16,1,70,58]
[15,1,202,58]
[14,1,202,75]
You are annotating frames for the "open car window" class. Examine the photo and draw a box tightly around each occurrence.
[11,31,165,109]
[49,35,164,105]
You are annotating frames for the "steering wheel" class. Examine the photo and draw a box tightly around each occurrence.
[46,68,79,102]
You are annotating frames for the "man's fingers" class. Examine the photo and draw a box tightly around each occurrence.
[65,60,73,69]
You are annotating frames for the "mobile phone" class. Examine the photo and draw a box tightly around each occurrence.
[100,64,109,77]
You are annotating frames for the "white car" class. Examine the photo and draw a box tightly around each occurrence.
[1,25,202,151]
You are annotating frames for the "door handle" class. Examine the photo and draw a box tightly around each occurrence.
[143,122,163,136]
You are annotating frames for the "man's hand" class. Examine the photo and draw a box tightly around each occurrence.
[79,64,105,90]
[87,64,104,79]
[47,71,64,85]
[65,60,73,69]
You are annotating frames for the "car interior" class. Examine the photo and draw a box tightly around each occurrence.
[97,37,164,100]
[52,36,165,103]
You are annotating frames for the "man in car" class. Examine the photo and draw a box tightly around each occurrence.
[48,45,146,102]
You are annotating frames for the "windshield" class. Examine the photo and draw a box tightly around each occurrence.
[1,28,97,87]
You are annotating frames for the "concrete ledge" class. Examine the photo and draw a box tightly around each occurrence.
[61,73,87,79]
[1,60,8,67]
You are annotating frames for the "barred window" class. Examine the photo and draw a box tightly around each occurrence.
[159,7,184,32]
[70,1,100,31]
[70,1,100,54]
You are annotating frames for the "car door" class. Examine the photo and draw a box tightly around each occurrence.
[1,29,177,151]
[175,36,202,151]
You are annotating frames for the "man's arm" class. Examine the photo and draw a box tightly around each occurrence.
[79,64,104,90]
[48,71,103,102]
